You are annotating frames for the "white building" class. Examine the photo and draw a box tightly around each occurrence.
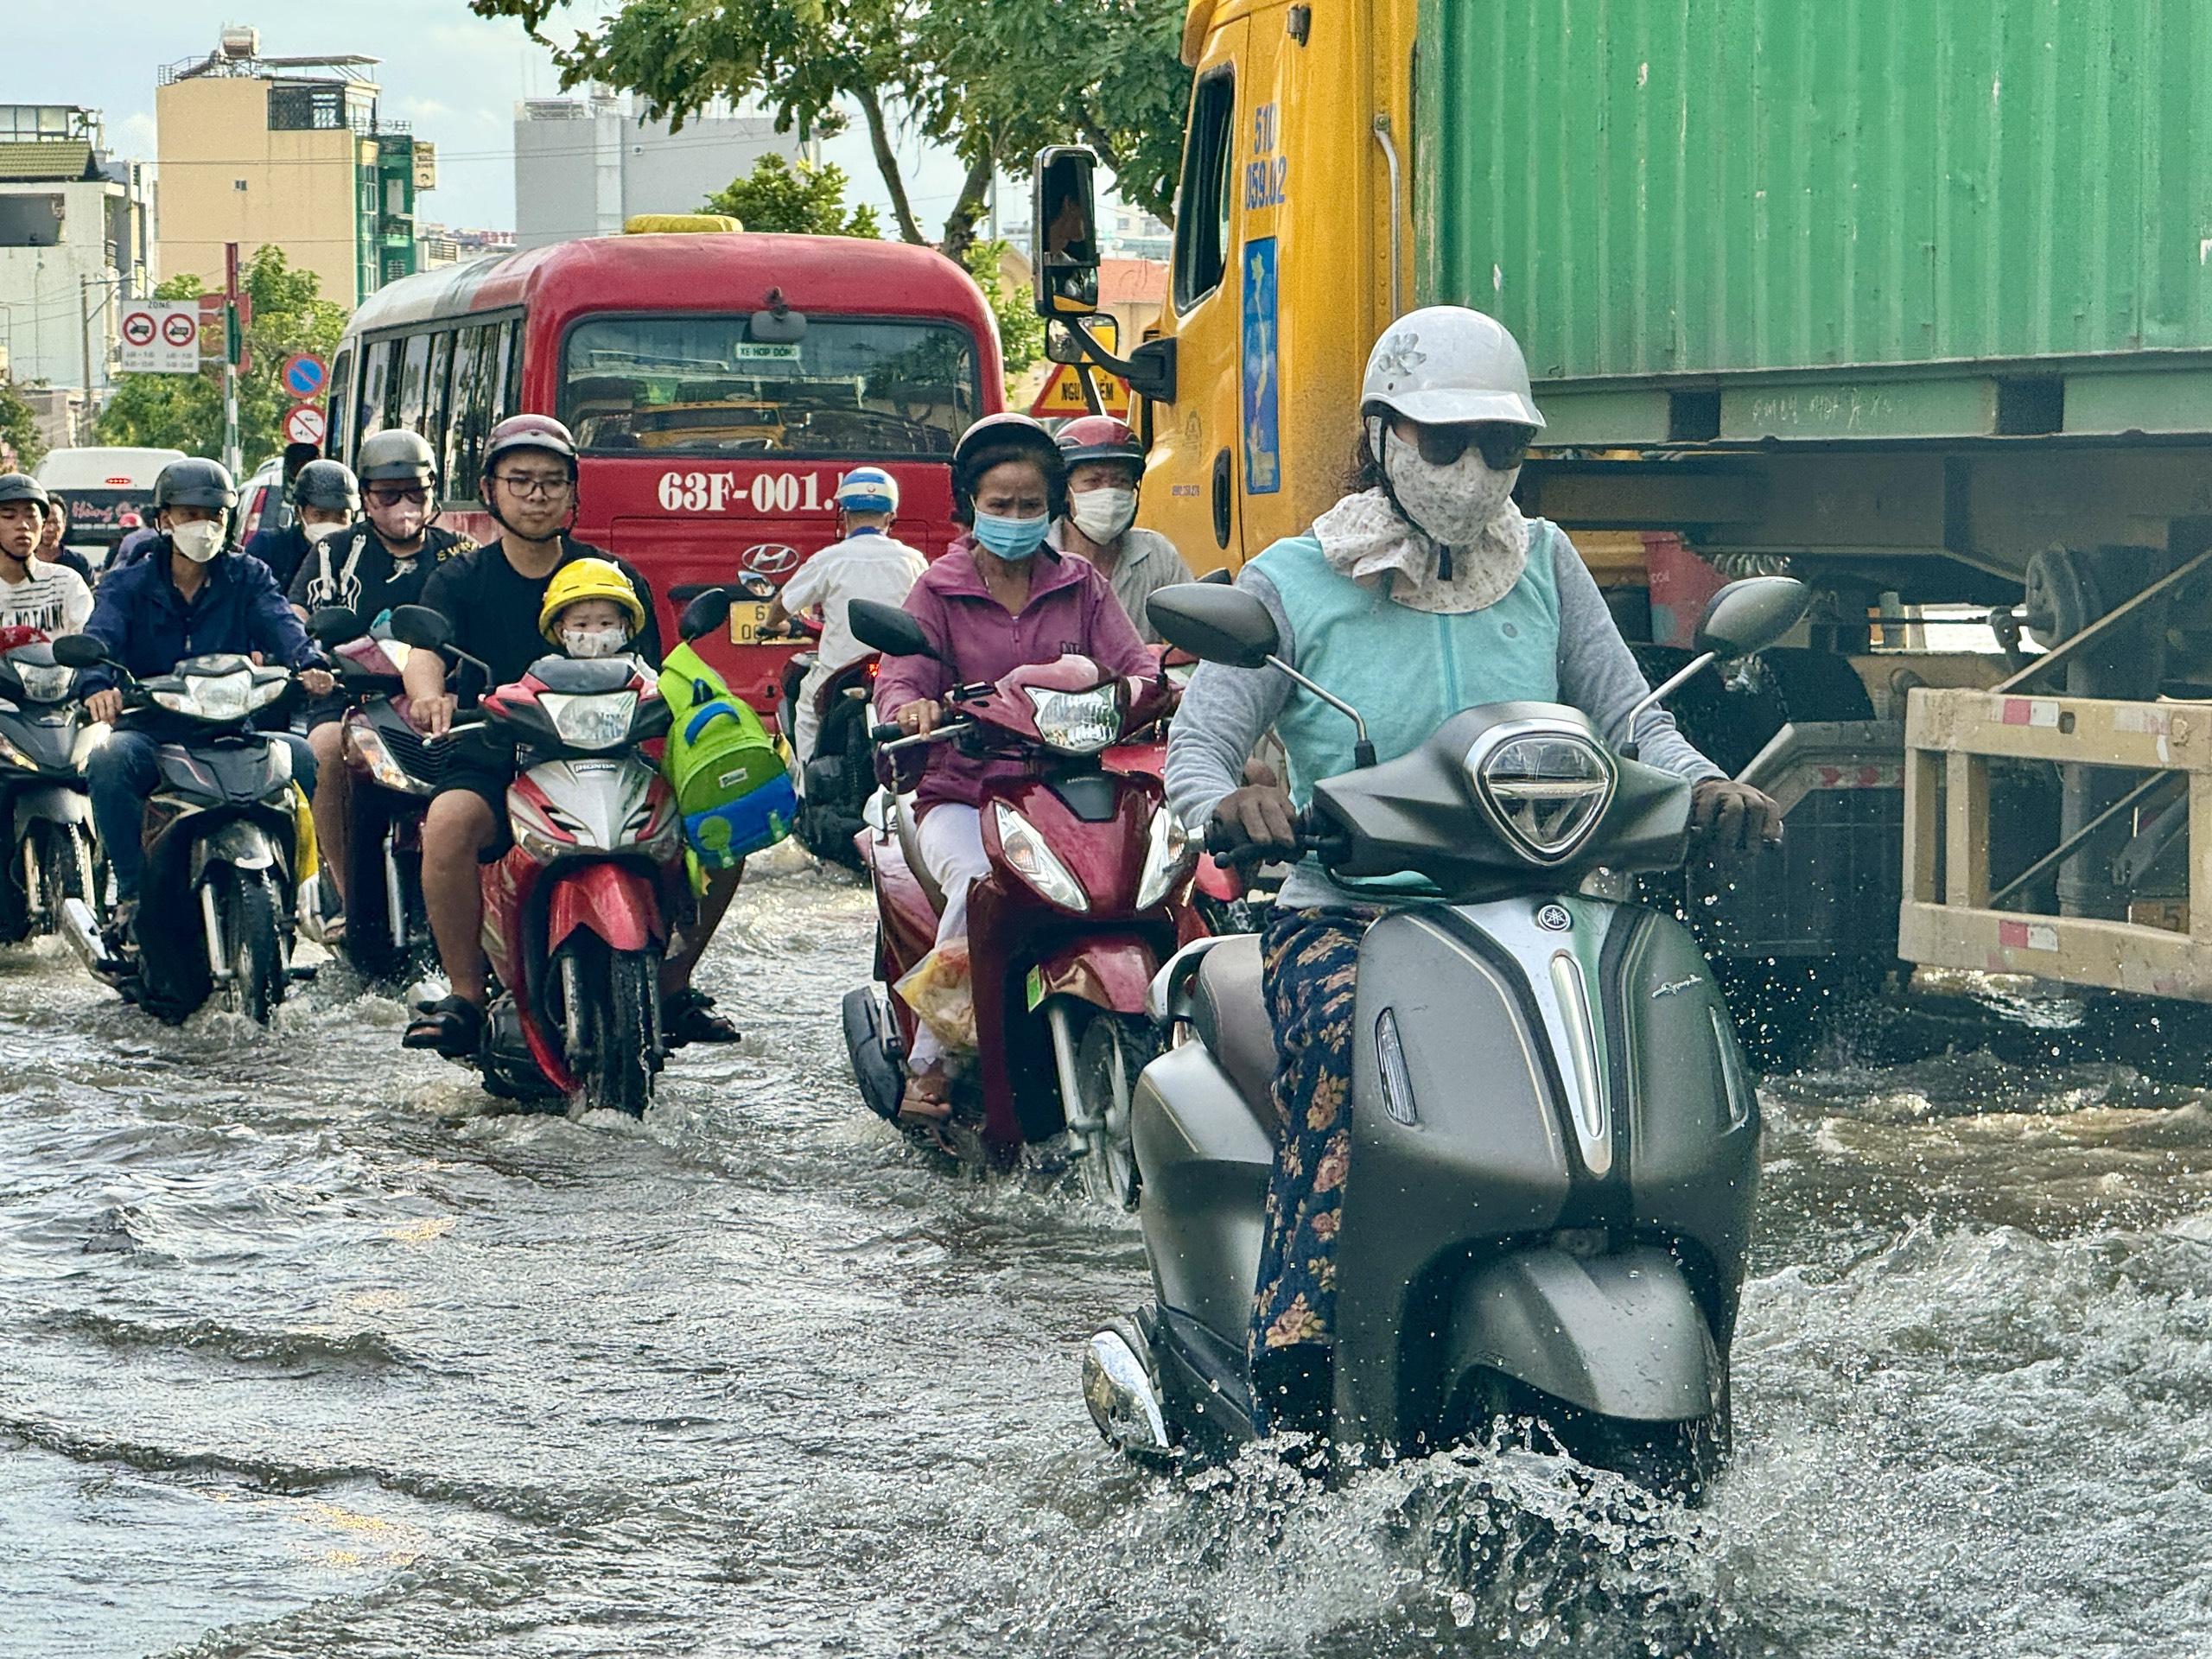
[512,94,815,250]
[0,105,156,396]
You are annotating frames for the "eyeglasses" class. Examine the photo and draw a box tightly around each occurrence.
[1408,423,1537,471]
[365,484,429,505]
[491,474,574,500]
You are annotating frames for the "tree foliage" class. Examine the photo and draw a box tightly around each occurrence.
[703,153,882,238]
[96,248,348,467]
[0,376,45,472]
[962,240,1043,383]
[468,0,1189,258]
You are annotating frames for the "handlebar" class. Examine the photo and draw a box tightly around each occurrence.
[1204,811,1335,868]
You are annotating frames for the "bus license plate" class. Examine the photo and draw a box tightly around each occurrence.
[728,602,778,645]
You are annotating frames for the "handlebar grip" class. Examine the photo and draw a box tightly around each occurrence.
[871,721,903,742]
[1204,817,1303,867]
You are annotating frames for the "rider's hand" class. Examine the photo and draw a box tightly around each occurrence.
[85,688,123,726]
[410,691,458,737]
[1692,779,1784,852]
[1212,763,1298,849]
[300,668,335,697]
[893,697,944,737]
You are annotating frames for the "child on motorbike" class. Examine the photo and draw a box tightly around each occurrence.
[542,558,645,659]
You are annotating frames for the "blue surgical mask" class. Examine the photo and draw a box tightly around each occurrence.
[972,510,1051,561]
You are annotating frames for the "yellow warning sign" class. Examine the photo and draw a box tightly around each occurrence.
[1028,362,1131,420]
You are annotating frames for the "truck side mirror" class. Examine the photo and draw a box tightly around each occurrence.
[1031,147,1102,319]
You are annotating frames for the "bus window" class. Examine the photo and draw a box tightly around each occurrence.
[356,338,393,451]
[447,324,489,497]
[489,321,517,426]
[559,315,978,458]
[1174,69,1238,312]
[501,318,524,419]
[396,332,431,435]
[326,349,353,463]
[425,330,454,453]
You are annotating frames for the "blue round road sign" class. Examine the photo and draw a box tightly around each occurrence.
[281,353,327,400]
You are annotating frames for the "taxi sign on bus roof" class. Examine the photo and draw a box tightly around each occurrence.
[1028,362,1131,420]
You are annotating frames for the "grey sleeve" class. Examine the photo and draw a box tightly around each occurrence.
[1550,531,1726,783]
[1164,569,1297,830]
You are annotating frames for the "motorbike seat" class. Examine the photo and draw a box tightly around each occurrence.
[892,793,949,916]
[1191,934,1280,1127]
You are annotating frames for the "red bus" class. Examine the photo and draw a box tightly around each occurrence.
[327,230,1003,709]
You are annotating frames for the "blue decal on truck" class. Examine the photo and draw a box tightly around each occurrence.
[1242,238,1281,496]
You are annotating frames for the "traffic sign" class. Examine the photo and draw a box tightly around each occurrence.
[282,404,328,448]
[281,353,327,400]
[117,301,202,374]
[1028,361,1131,420]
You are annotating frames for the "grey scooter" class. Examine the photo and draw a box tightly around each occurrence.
[1084,576,1810,1494]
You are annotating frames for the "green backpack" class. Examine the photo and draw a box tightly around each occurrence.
[657,640,798,872]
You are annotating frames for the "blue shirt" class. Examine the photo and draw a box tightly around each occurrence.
[241,523,315,595]
[79,539,323,697]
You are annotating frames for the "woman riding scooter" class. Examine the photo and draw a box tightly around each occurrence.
[1163,306,1783,1436]
[877,413,1156,1126]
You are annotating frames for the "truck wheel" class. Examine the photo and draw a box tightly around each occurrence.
[221,868,287,1025]
[578,944,659,1117]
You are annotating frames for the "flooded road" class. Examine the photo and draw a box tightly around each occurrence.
[9,853,2212,1657]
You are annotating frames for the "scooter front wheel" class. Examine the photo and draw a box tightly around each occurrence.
[220,868,287,1025]
[569,939,659,1118]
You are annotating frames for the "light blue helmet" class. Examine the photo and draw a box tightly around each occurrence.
[836,467,899,516]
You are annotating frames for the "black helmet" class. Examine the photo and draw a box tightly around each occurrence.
[356,429,438,486]
[950,412,1067,523]
[0,473,49,511]
[290,458,359,514]
[153,458,238,514]
[481,414,579,480]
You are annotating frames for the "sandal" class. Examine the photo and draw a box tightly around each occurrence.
[404,994,484,1057]
[663,986,740,1047]
[899,1068,953,1127]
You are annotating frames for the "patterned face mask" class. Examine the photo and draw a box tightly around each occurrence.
[562,625,629,659]
[1380,427,1518,549]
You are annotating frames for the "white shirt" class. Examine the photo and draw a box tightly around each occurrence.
[0,559,93,637]
[780,529,928,674]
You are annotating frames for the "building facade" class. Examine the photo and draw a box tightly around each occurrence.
[513,95,812,250]
[0,105,156,395]
[155,26,435,309]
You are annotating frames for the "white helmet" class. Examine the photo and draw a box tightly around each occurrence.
[835,466,900,514]
[1360,306,1546,429]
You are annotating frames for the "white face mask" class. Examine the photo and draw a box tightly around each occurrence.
[302,520,346,545]
[562,625,628,659]
[1379,426,1518,548]
[171,520,226,563]
[1068,486,1139,544]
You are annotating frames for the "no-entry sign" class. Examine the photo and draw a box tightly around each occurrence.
[282,353,327,401]
[117,301,202,374]
[282,404,328,448]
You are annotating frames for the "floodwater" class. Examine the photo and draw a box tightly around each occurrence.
[10,851,2212,1657]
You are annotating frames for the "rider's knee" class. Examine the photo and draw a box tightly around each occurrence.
[423,790,494,858]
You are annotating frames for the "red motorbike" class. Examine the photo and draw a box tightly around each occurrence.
[839,600,1204,1205]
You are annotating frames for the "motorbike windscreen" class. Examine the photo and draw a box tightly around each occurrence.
[561,316,982,460]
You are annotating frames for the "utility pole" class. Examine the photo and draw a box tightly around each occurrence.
[223,243,243,479]
[79,275,94,411]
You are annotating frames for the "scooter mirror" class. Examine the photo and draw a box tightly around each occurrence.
[680,588,733,641]
[1147,582,1279,670]
[1198,566,1234,586]
[386,604,454,654]
[49,633,107,669]
[734,572,778,603]
[308,605,367,647]
[1695,576,1812,658]
[849,598,935,660]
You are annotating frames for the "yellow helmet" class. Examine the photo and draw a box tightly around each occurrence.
[540,556,646,644]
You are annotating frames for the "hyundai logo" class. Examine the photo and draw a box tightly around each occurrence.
[741,543,801,577]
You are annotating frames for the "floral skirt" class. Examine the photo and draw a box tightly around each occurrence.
[1251,906,1375,1368]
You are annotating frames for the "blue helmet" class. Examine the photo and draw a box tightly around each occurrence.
[835,467,899,516]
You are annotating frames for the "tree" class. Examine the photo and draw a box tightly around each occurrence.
[97,248,348,467]
[962,239,1043,384]
[467,0,1189,261]
[703,153,882,238]
[0,377,45,472]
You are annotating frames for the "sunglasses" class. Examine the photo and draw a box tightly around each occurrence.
[1407,423,1536,471]
[365,484,430,505]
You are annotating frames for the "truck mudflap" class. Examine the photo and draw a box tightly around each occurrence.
[1446,1243,1725,1424]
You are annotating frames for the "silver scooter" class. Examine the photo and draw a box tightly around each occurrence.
[1084,576,1808,1494]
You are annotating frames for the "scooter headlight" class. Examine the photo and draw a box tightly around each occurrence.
[156,668,255,721]
[349,721,429,797]
[1135,804,1195,911]
[540,690,638,752]
[992,800,1089,912]
[13,662,73,703]
[1026,685,1121,755]
[1466,725,1615,865]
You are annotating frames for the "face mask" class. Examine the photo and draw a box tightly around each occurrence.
[972,510,1052,562]
[302,520,345,545]
[171,520,226,563]
[1068,486,1138,544]
[563,626,628,659]
[1379,425,1518,548]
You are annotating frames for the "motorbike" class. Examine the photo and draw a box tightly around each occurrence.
[838,599,1202,1207]
[777,616,883,874]
[50,635,315,1024]
[1081,575,1810,1491]
[0,632,101,944]
[387,591,729,1116]
[300,608,445,985]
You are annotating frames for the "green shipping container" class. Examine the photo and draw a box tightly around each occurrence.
[1417,0,2212,442]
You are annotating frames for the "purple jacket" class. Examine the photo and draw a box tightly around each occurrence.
[877,536,1154,815]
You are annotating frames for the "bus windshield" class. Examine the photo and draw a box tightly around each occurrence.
[562,315,980,460]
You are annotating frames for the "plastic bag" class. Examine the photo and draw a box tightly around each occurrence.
[894,939,977,1053]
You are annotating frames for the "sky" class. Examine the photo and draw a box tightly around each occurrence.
[11,0,977,237]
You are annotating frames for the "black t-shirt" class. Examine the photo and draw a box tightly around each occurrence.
[289,523,475,627]
[416,535,661,702]
[44,544,93,586]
